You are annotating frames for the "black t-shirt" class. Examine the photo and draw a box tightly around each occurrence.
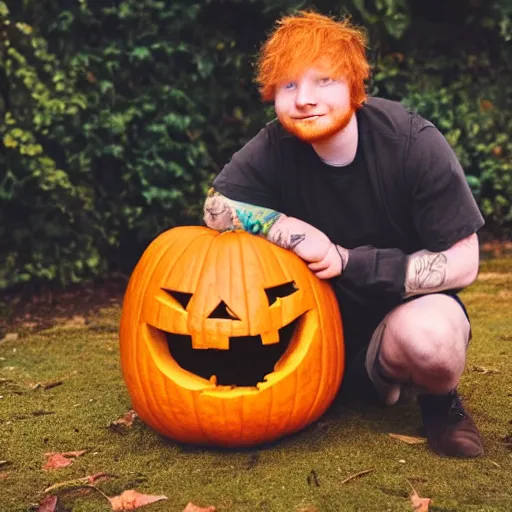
[212,98,484,347]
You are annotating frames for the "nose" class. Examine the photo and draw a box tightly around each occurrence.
[295,82,316,108]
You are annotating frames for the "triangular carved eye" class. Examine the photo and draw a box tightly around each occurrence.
[163,289,193,310]
[265,281,298,306]
[208,300,240,319]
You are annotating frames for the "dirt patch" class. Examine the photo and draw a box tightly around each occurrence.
[0,278,127,336]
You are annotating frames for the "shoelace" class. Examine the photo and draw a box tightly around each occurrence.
[448,392,466,421]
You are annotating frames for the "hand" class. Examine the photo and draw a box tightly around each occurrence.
[268,216,332,261]
[308,243,348,279]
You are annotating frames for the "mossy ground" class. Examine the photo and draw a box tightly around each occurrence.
[1,258,511,512]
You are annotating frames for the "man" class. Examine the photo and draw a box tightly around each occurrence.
[203,11,484,458]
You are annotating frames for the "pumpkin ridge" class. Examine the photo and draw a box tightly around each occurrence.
[235,233,251,334]
[283,370,300,435]
[245,233,292,335]
[191,391,216,444]
[145,326,188,438]
[128,236,183,433]
[127,229,214,434]
[301,283,334,428]
[170,231,216,325]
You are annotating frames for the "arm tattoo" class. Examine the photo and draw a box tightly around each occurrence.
[203,189,282,235]
[289,234,306,249]
[270,227,306,250]
[406,252,448,292]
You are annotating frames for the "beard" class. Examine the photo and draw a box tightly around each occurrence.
[278,106,354,143]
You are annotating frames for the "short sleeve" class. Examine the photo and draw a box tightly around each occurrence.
[406,125,484,252]
[212,125,281,210]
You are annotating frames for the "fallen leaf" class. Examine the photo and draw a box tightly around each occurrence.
[408,480,431,511]
[43,450,87,470]
[109,410,138,430]
[108,490,167,511]
[183,503,217,512]
[37,494,58,512]
[44,472,113,493]
[340,468,374,485]
[471,365,500,375]
[0,471,9,480]
[410,490,431,511]
[389,433,428,445]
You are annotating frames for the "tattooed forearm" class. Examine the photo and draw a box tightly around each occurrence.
[404,233,480,298]
[203,189,283,234]
[406,253,447,292]
[204,189,336,264]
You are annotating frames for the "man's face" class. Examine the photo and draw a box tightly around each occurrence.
[274,67,353,143]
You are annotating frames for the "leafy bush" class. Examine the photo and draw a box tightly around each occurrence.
[0,0,510,289]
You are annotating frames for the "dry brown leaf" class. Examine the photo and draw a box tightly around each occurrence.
[183,503,217,512]
[407,480,432,511]
[110,410,138,429]
[410,490,431,511]
[37,495,58,512]
[43,450,87,470]
[0,471,9,480]
[108,490,167,511]
[389,433,428,445]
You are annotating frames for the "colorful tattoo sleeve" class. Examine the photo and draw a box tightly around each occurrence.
[204,188,283,236]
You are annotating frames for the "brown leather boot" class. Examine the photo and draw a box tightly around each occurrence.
[418,390,484,458]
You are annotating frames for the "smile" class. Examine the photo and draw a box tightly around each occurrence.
[161,316,302,387]
[295,115,323,120]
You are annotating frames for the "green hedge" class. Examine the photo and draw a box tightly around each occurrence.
[0,0,510,289]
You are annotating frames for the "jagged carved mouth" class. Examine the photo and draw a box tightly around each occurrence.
[162,317,300,387]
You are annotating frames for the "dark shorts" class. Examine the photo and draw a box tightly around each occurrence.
[339,291,470,398]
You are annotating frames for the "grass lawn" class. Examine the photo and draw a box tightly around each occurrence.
[0,257,511,512]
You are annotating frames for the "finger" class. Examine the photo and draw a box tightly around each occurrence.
[308,261,328,272]
[314,268,336,280]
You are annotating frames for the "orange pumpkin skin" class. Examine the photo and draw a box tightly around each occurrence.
[119,226,344,447]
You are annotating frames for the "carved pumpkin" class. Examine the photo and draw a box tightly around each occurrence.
[119,226,344,446]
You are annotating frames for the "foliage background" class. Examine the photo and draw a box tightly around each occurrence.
[0,0,511,289]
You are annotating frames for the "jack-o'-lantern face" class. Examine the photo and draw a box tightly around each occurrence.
[120,226,344,447]
[162,280,303,387]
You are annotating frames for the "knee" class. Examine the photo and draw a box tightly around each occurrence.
[382,308,466,383]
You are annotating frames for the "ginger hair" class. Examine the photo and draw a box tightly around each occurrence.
[256,11,370,108]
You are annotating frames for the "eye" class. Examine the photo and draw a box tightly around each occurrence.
[208,300,240,320]
[265,281,298,306]
[163,289,192,310]
[282,81,297,91]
